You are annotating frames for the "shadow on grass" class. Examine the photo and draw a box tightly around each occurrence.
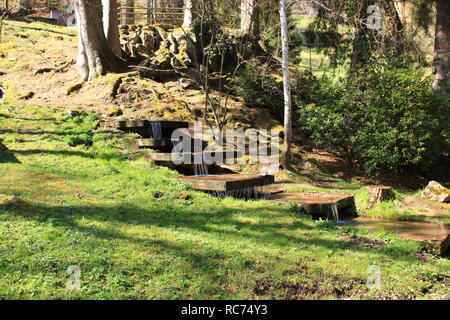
[0,150,21,163]
[9,148,95,159]
[8,149,126,164]
[5,16,76,36]
[0,139,21,163]
[0,129,85,136]
[27,200,422,268]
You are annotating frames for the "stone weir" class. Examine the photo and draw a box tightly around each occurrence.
[177,174,275,200]
[116,120,360,218]
[118,120,189,140]
[117,119,242,173]
[177,174,275,192]
[270,192,358,220]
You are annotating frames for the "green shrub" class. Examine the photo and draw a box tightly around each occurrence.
[64,111,99,125]
[228,64,283,115]
[192,17,253,74]
[300,64,450,174]
[67,133,92,147]
[229,64,317,120]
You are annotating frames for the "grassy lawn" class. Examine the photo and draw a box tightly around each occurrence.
[0,105,449,299]
[290,15,348,79]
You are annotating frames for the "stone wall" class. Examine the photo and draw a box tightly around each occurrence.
[120,24,198,80]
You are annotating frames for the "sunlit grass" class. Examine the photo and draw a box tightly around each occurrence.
[1,105,449,299]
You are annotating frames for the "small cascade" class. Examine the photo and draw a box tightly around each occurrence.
[172,140,181,148]
[255,184,271,200]
[150,121,162,139]
[206,186,270,200]
[238,186,264,200]
[171,139,182,154]
[329,204,339,222]
[194,163,209,176]
[193,153,209,176]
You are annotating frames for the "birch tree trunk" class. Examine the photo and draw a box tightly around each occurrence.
[241,0,259,37]
[279,0,292,169]
[102,0,121,57]
[433,0,450,95]
[75,0,119,81]
[183,0,196,28]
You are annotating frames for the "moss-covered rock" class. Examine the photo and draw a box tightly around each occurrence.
[107,107,123,117]
[422,181,450,203]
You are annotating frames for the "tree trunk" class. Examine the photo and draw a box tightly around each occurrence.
[183,0,196,28]
[102,0,121,57]
[279,0,291,170]
[433,0,450,95]
[350,0,371,68]
[75,0,119,81]
[241,0,259,37]
[381,1,405,57]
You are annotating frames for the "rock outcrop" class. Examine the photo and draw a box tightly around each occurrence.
[422,181,450,203]
[120,24,196,71]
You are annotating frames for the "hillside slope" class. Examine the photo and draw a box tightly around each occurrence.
[1,18,449,223]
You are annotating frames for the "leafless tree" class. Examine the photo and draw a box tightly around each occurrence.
[279,0,291,169]
[183,0,196,28]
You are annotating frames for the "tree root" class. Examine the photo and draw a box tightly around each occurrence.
[33,59,76,76]
[109,76,124,99]
[66,82,83,96]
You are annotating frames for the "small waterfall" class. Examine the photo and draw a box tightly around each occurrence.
[207,186,269,200]
[172,139,182,154]
[194,163,209,176]
[193,153,209,176]
[329,204,339,222]
[255,185,271,200]
[150,121,162,139]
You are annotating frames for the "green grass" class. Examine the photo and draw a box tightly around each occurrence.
[290,14,349,78]
[0,105,449,299]
[297,47,348,79]
[292,15,316,30]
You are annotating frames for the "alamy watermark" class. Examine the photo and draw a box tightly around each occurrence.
[366,264,382,290]
[367,5,382,30]
[170,121,280,175]
[66,265,81,290]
